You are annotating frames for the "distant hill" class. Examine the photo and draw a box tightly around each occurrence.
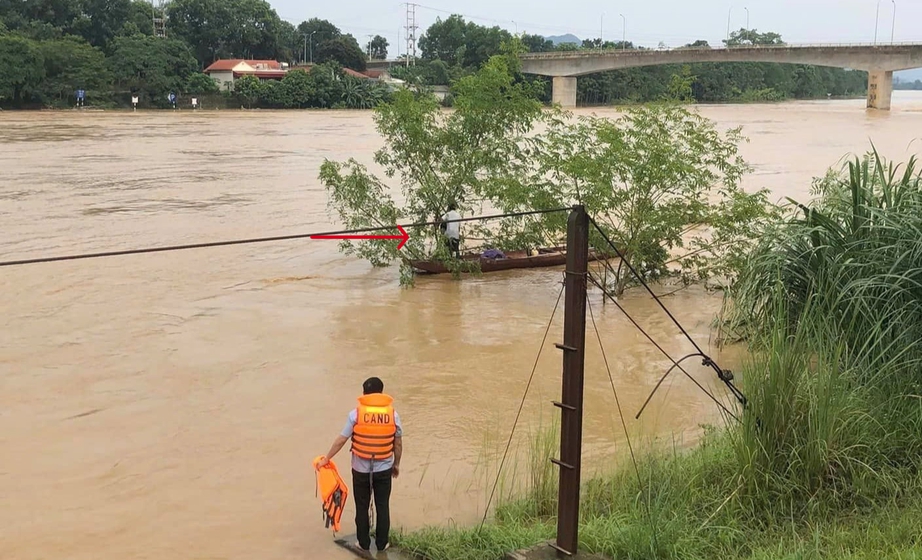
[896,68,922,82]
[545,34,581,46]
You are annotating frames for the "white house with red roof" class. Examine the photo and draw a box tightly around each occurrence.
[202,59,408,92]
[203,59,289,90]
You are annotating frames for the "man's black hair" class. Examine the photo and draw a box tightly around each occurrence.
[363,377,384,394]
[447,202,457,211]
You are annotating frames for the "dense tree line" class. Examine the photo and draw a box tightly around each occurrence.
[233,63,391,109]
[0,0,389,107]
[1,1,869,109]
[395,22,869,105]
[894,79,922,91]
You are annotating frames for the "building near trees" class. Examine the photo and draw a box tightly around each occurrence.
[203,59,289,90]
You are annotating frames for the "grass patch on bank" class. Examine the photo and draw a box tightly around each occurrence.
[395,147,922,559]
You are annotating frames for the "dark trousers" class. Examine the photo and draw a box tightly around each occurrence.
[446,237,460,258]
[352,468,392,550]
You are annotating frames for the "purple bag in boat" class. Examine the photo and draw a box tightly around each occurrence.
[481,249,506,260]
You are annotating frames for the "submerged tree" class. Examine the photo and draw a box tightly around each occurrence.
[319,39,549,284]
[526,104,773,295]
[321,40,772,290]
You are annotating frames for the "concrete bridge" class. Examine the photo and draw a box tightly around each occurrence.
[519,43,922,110]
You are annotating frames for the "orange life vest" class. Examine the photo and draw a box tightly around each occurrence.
[312,456,348,533]
[351,393,397,461]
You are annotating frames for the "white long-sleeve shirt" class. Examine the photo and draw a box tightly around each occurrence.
[442,210,461,240]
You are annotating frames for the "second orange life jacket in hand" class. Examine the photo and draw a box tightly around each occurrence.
[312,456,348,533]
[351,393,397,461]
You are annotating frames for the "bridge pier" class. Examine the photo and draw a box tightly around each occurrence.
[867,70,894,110]
[522,44,922,113]
[552,77,577,108]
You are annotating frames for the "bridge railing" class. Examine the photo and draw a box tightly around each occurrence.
[520,41,922,59]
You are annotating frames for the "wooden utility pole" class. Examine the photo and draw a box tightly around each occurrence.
[551,205,590,557]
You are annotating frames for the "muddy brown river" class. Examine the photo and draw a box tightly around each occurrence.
[2,92,922,560]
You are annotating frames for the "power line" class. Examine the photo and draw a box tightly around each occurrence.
[479,278,565,531]
[587,217,747,410]
[0,208,572,268]
[414,3,515,27]
[585,270,739,423]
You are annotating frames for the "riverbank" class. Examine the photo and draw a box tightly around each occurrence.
[394,147,922,560]
[0,93,869,112]
[396,432,922,559]
[395,428,922,559]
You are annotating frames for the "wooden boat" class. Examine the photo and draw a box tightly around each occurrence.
[409,246,610,275]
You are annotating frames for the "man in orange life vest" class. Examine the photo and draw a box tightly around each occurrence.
[318,377,403,552]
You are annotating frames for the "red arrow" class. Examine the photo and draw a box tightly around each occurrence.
[310,225,409,250]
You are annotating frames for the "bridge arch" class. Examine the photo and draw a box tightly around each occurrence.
[519,44,922,110]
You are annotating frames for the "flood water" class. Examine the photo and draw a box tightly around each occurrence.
[2,91,922,560]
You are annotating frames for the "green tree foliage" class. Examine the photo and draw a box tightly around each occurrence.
[306,62,346,107]
[275,20,298,63]
[230,63,389,109]
[529,105,772,294]
[233,74,261,107]
[0,3,877,109]
[297,18,339,49]
[388,58,464,87]
[124,0,155,36]
[521,33,554,53]
[321,42,772,291]
[724,28,784,46]
[894,78,922,90]
[367,34,388,60]
[165,0,286,65]
[184,72,219,94]
[69,0,131,49]
[417,14,466,64]
[0,0,150,44]
[665,65,696,102]
[39,35,110,103]
[107,34,197,105]
[295,18,367,69]
[0,0,80,32]
[319,43,548,284]
[341,76,387,109]
[4,0,391,107]
[315,34,365,71]
[278,68,313,107]
[0,34,45,104]
[418,14,511,69]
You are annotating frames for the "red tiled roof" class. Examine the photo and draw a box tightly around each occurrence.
[205,59,245,72]
[343,68,372,79]
[204,59,282,72]
[363,69,386,78]
[247,59,282,69]
[233,69,288,79]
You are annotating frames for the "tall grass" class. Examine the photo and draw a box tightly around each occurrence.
[725,146,922,502]
[398,146,922,559]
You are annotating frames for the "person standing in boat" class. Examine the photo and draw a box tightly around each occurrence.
[440,202,462,258]
[318,377,403,553]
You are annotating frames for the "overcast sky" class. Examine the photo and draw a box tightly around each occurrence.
[271,0,921,57]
